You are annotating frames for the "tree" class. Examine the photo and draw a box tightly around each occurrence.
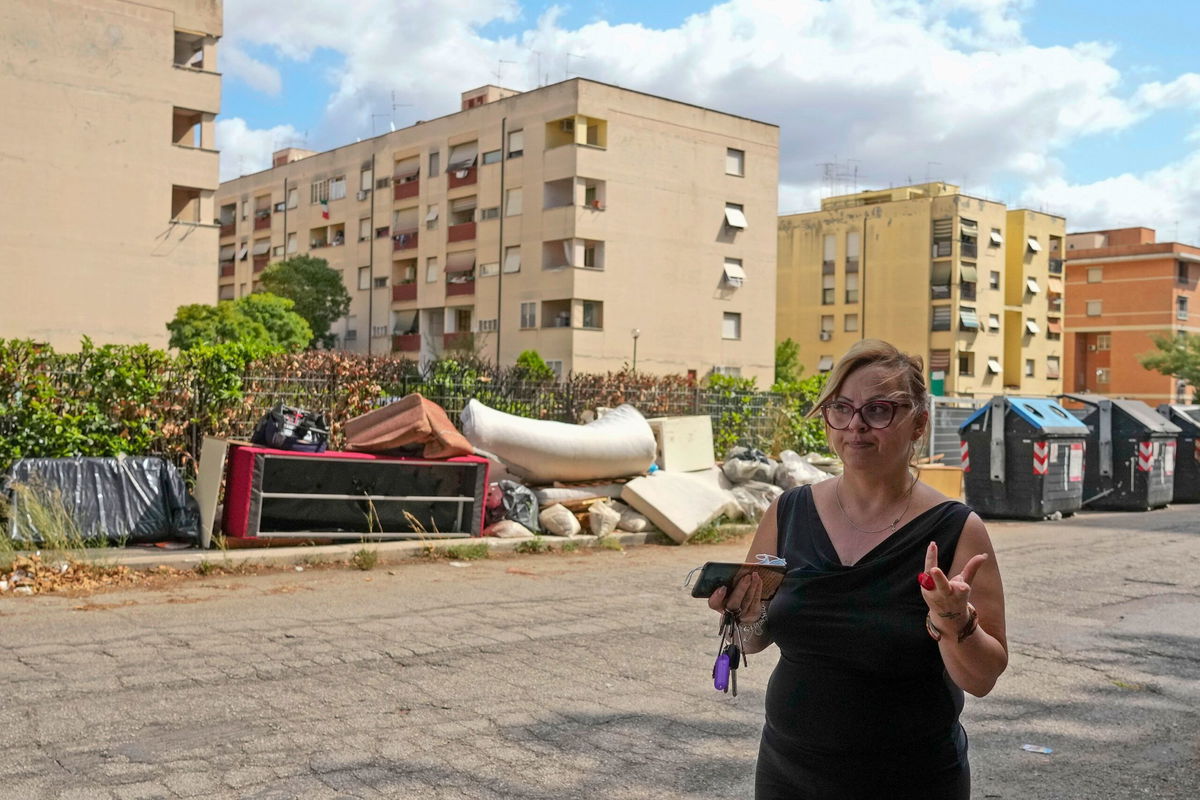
[1138,332,1200,389]
[513,349,556,383]
[165,294,311,352]
[257,255,351,349]
[774,338,803,388]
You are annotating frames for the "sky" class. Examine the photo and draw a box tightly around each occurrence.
[216,0,1200,240]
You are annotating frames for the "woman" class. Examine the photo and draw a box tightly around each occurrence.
[709,339,1008,799]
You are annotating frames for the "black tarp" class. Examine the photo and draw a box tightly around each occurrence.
[3,457,200,545]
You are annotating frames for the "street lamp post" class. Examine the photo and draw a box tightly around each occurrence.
[631,328,641,372]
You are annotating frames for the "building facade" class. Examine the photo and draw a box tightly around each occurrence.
[1064,227,1199,403]
[215,80,779,382]
[777,183,1064,398]
[0,0,223,349]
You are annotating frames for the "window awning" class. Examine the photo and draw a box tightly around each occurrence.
[252,240,271,256]
[425,205,439,222]
[237,245,249,260]
[445,251,476,273]
[959,219,978,236]
[817,356,834,371]
[393,310,418,334]
[1047,277,1064,294]
[447,142,478,171]
[1027,237,1042,252]
[450,196,477,212]
[393,208,419,229]
[1025,278,1040,294]
[504,247,521,273]
[723,262,746,285]
[959,308,980,329]
[931,261,952,284]
[219,245,236,260]
[928,350,951,371]
[989,231,1004,246]
[1047,318,1062,334]
[960,264,978,283]
[987,358,1002,374]
[1025,320,1040,334]
[394,157,419,179]
[988,315,1001,330]
[724,205,748,229]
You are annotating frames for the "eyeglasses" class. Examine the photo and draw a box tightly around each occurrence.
[821,400,909,430]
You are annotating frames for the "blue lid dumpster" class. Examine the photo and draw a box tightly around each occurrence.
[1061,395,1180,511]
[1155,404,1200,503]
[958,397,1088,520]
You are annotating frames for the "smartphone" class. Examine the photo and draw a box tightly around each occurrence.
[690,562,786,600]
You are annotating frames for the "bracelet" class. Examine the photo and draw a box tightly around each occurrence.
[737,603,769,637]
[925,603,978,643]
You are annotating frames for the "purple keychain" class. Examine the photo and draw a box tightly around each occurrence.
[713,651,731,691]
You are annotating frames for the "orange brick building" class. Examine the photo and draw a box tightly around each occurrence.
[1064,227,1199,403]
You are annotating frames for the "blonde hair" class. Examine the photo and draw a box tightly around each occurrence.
[808,339,930,460]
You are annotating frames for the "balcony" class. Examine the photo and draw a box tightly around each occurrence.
[448,166,477,189]
[394,179,419,201]
[219,261,234,278]
[444,332,474,351]
[254,212,271,231]
[960,241,978,259]
[392,334,421,353]
[446,280,476,297]
[448,222,476,243]
[219,222,235,238]
[1048,258,1064,274]
[392,230,419,251]
[253,255,269,273]
[392,283,417,302]
[170,65,220,117]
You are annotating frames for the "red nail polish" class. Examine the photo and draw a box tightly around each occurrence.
[917,572,935,591]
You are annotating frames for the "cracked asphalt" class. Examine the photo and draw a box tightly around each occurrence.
[1,505,1198,799]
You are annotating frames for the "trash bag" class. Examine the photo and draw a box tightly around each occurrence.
[250,403,329,453]
[616,503,652,532]
[484,484,506,526]
[539,503,581,536]
[588,500,622,538]
[730,480,784,521]
[774,450,834,490]
[485,520,535,538]
[721,446,776,484]
[497,480,539,531]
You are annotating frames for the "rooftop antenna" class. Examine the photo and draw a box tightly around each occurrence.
[531,50,545,87]
[373,91,412,135]
[494,58,517,85]
[565,52,584,79]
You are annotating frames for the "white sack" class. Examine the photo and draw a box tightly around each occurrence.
[538,504,581,537]
[588,500,622,538]
[486,520,535,538]
[534,484,625,505]
[461,399,656,484]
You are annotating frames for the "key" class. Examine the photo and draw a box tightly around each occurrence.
[726,644,740,697]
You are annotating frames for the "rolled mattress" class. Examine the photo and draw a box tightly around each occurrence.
[461,399,657,483]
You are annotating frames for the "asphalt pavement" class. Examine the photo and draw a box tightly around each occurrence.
[0,506,1198,799]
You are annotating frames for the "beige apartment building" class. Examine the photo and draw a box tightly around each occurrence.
[216,79,778,382]
[0,0,222,349]
[777,183,1064,398]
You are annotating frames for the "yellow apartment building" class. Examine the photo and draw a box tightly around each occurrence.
[0,0,223,349]
[216,79,779,382]
[777,183,1064,398]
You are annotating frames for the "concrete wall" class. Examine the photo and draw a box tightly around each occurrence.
[0,0,222,349]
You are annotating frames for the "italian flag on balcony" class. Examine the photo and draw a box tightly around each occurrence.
[320,198,330,219]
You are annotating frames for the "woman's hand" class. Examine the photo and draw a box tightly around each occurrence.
[708,571,763,623]
[919,540,987,628]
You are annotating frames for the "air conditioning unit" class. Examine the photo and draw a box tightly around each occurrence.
[560,119,575,132]
[1087,344,1097,351]
[819,331,832,341]
[356,189,369,201]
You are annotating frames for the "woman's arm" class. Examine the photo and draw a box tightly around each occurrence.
[923,513,1009,696]
[707,496,781,655]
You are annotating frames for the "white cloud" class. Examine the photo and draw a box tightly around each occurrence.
[216,118,302,181]
[221,44,281,96]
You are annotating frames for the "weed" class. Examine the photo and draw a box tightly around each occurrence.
[560,540,579,553]
[195,560,218,576]
[688,517,756,546]
[352,547,379,571]
[297,553,328,568]
[596,535,624,552]
[514,536,550,555]
[444,542,490,560]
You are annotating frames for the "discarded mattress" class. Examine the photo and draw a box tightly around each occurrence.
[621,472,731,544]
[344,393,473,459]
[461,400,657,484]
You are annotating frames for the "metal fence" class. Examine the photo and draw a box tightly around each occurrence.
[927,396,988,467]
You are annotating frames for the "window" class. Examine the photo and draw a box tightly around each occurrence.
[846,231,860,273]
[714,365,744,377]
[1025,318,1039,335]
[1097,333,1111,351]
[932,217,953,258]
[959,306,979,331]
[272,245,283,257]
[1087,300,1102,317]
[241,199,249,220]
[931,261,951,299]
[1047,357,1061,380]
[582,301,602,329]
[507,129,524,158]
[822,274,835,305]
[479,261,499,278]
[503,245,521,274]
[478,318,498,332]
[1178,296,1189,320]
[545,360,563,379]
[358,266,371,290]
[1025,359,1035,377]
[932,305,951,331]
[359,218,371,242]
[218,284,235,301]
[820,315,834,333]
[374,276,388,289]
[583,242,597,268]
[428,149,440,176]
[1047,317,1062,340]
[506,187,523,216]
[1025,278,1040,294]
[425,204,439,230]
[986,358,1001,375]
[520,302,537,329]
[844,314,859,332]
[845,272,859,303]
[726,147,745,176]
[310,179,329,205]
[360,168,373,192]
[723,257,745,288]
[987,313,1000,331]
[959,217,978,258]
[329,176,347,201]
[822,234,836,274]
[724,202,747,230]
[287,188,299,209]
[817,357,834,373]
[989,270,1000,290]
[482,149,501,165]
[1178,260,1192,285]
[479,207,499,221]
[1026,236,1041,253]
[426,257,438,283]
[1096,367,1110,384]
[958,352,974,376]
[723,312,742,340]
[989,229,1003,247]
[286,232,297,253]
[1087,267,1102,283]
[447,141,478,172]
[960,265,977,301]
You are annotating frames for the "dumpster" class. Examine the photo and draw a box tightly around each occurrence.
[1061,395,1180,511]
[1156,404,1200,503]
[958,396,1088,519]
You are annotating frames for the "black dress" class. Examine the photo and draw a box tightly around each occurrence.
[756,485,974,800]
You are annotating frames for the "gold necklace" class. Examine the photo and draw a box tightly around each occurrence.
[834,473,919,534]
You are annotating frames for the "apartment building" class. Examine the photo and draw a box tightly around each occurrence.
[0,0,222,349]
[777,183,1064,398]
[1064,227,1199,403]
[215,79,779,382]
